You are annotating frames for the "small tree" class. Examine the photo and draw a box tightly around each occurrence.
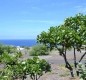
[37,13,86,77]
[26,57,51,80]
[37,26,75,77]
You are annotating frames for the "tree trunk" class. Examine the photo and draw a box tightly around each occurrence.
[33,74,38,80]
[22,77,24,80]
[31,74,35,80]
[36,74,38,80]
[74,47,77,68]
[70,70,74,77]
[62,47,74,77]
[63,53,74,77]
[64,47,66,56]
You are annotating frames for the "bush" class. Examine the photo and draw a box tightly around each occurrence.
[0,44,17,55]
[78,63,86,80]
[0,55,51,80]
[29,44,49,56]
[1,53,18,66]
[16,51,23,58]
[26,57,51,80]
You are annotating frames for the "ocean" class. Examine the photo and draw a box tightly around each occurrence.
[0,39,37,47]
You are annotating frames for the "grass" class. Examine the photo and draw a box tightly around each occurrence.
[59,73,70,77]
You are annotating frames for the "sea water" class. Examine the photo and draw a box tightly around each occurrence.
[0,39,37,47]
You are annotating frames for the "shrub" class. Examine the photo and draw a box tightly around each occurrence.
[29,44,49,56]
[0,44,17,55]
[0,55,51,80]
[78,63,86,80]
[26,57,51,80]
[16,51,23,58]
[1,53,18,66]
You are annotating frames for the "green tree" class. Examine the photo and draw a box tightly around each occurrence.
[37,13,86,77]
[64,13,86,72]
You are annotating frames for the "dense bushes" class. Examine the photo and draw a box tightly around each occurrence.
[0,53,51,80]
[0,44,17,55]
[29,44,49,56]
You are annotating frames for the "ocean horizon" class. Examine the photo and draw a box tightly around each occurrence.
[0,39,37,47]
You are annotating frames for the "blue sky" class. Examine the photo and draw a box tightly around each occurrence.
[0,0,86,39]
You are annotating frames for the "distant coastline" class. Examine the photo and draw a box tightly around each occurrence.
[0,39,37,47]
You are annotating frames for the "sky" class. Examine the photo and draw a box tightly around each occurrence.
[0,0,86,39]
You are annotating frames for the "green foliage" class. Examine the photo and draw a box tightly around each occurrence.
[0,60,27,80]
[57,47,64,55]
[0,52,23,79]
[29,44,49,56]
[0,68,13,80]
[37,31,48,45]
[78,63,86,80]
[0,44,17,55]
[37,26,59,50]
[1,53,18,66]
[9,61,27,79]
[0,44,51,80]
[16,51,23,58]
[0,44,6,55]
[0,52,51,80]
[26,57,51,80]
[37,13,86,50]
[64,13,85,31]
[37,13,86,77]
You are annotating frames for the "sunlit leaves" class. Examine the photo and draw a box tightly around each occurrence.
[37,13,86,77]
[0,53,51,80]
